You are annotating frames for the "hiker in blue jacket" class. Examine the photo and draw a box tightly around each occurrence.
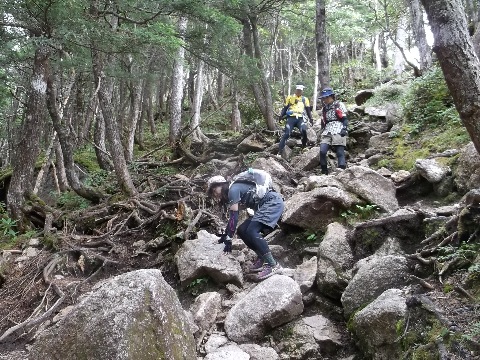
[206,170,284,280]
[318,87,348,175]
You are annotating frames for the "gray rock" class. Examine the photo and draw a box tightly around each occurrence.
[190,292,222,337]
[204,344,250,360]
[415,158,450,183]
[293,256,317,293]
[175,230,244,287]
[352,289,407,359]
[237,134,267,153]
[30,269,196,360]
[454,142,480,194]
[341,255,410,318]
[239,344,279,360]
[224,275,303,342]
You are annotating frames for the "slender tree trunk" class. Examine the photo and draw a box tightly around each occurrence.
[393,15,407,75]
[90,0,138,197]
[46,66,103,202]
[169,17,188,146]
[231,84,241,132]
[316,0,329,89]
[54,139,69,192]
[421,0,480,155]
[242,17,275,130]
[93,111,113,171]
[124,78,142,162]
[409,0,432,73]
[217,70,224,101]
[7,46,49,228]
[190,58,209,143]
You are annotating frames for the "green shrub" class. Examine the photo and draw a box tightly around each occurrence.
[402,66,457,133]
[55,191,91,210]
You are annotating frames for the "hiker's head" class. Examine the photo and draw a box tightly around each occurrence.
[295,84,305,96]
[319,87,335,104]
[206,175,228,200]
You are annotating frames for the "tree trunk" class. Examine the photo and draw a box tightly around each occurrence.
[124,78,142,162]
[217,70,224,101]
[90,0,138,197]
[7,46,49,228]
[316,0,330,89]
[190,58,209,143]
[409,0,432,73]
[242,17,275,130]
[421,0,480,155]
[393,15,408,75]
[46,66,103,202]
[54,139,69,192]
[169,17,188,146]
[93,111,113,171]
[231,84,241,132]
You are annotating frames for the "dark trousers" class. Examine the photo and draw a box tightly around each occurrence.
[320,143,346,168]
[278,117,307,153]
[237,218,271,256]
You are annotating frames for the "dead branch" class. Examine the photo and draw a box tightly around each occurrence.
[184,210,203,240]
[0,256,66,343]
[407,253,435,265]
[410,275,435,290]
[454,285,476,301]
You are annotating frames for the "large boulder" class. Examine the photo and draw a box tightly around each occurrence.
[341,255,410,318]
[291,147,320,171]
[224,275,303,342]
[175,230,243,287]
[415,158,450,183]
[337,166,399,213]
[30,269,196,360]
[351,289,407,360]
[316,222,354,300]
[282,186,363,231]
[237,134,267,153]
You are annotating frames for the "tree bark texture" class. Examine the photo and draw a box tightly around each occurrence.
[169,17,188,146]
[90,0,138,197]
[46,67,103,203]
[316,0,330,90]
[409,0,432,73]
[7,46,49,227]
[421,0,480,155]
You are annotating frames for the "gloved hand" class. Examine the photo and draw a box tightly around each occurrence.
[223,239,232,253]
[336,108,345,119]
[286,110,294,116]
[217,234,228,244]
[340,127,348,137]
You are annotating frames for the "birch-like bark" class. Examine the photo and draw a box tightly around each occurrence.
[169,17,187,146]
[316,0,330,89]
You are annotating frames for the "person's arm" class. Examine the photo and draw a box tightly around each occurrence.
[337,103,348,136]
[305,106,313,125]
[224,203,239,237]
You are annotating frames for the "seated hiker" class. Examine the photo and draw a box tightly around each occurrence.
[206,169,284,281]
[278,84,314,156]
[318,87,348,175]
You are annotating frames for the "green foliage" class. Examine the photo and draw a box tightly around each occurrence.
[238,102,263,127]
[402,66,457,133]
[443,282,454,293]
[437,243,480,263]
[463,321,480,342]
[364,83,406,107]
[340,204,380,225]
[0,202,19,248]
[186,277,209,296]
[55,191,91,210]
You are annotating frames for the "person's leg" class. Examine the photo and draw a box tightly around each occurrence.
[242,220,271,259]
[278,118,295,154]
[334,145,346,168]
[319,142,330,174]
[299,121,308,148]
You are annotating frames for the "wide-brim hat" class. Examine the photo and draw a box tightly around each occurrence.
[319,87,335,98]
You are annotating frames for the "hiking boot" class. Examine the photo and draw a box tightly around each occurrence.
[257,263,282,280]
[249,258,265,273]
